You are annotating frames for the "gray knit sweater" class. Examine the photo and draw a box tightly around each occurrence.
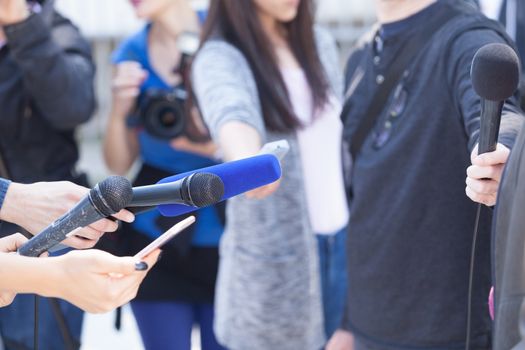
[192,27,342,350]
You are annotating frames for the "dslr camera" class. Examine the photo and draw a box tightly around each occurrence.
[132,32,199,140]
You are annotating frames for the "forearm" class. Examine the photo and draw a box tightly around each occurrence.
[0,254,61,297]
[217,121,262,162]
[104,114,139,175]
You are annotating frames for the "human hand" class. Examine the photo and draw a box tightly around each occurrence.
[170,136,218,157]
[111,61,148,119]
[245,179,281,199]
[0,181,135,249]
[466,143,510,206]
[0,233,27,306]
[48,249,161,313]
[0,0,29,26]
[326,329,354,350]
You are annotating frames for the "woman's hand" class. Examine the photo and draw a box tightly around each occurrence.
[0,181,134,249]
[111,61,148,119]
[49,249,161,313]
[245,179,281,199]
[466,143,510,206]
[0,233,28,307]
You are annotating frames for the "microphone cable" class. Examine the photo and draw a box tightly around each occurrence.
[34,295,39,350]
[465,203,482,350]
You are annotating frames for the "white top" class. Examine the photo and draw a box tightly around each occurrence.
[282,68,349,234]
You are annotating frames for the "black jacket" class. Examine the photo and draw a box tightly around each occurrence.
[0,0,95,183]
[493,124,525,350]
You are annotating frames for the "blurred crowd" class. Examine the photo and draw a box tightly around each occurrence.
[0,0,524,350]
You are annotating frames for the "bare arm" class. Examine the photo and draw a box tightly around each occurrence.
[103,62,146,175]
[0,234,160,313]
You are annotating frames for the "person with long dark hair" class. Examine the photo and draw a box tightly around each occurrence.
[102,1,225,349]
[192,1,349,348]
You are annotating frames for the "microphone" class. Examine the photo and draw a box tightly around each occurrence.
[158,154,281,217]
[130,172,225,207]
[18,176,133,257]
[465,43,521,350]
[471,43,521,153]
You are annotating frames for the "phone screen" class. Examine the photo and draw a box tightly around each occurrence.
[134,216,196,259]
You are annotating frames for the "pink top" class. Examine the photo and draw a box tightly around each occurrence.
[282,68,349,234]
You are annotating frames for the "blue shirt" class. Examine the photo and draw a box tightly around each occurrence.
[112,24,223,247]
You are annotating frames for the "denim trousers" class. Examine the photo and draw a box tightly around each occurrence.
[316,227,348,340]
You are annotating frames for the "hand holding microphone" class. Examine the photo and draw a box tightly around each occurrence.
[466,43,521,206]
[18,176,133,257]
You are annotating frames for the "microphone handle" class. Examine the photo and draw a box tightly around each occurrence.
[478,99,504,154]
[130,179,191,207]
[18,196,104,257]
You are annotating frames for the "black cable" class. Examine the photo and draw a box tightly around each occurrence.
[34,295,39,350]
[466,203,482,350]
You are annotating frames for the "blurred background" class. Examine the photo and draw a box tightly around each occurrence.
[53,0,376,181]
[50,1,377,349]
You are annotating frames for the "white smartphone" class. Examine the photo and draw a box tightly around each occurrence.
[258,140,290,162]
[134,216,196,259]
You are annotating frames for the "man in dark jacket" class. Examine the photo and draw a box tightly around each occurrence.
[0,0,95,349]
[327,0,523,349]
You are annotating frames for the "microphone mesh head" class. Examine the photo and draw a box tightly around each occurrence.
[471,43,521,101]
[91,176,133,216]
[188,173,225,207]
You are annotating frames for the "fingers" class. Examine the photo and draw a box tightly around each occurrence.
[465,177,499,195]
[111,209,135,223]
[466,163,505,182]
[466,186,497,207]
[88,219,119,234]
[63,235,98,250]
[471,143,510,167]
[0,233,28,253]
[113,62,148,94]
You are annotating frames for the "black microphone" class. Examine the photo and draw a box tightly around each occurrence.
[18,176,133,257]
[465,43,521,350]
[471,43,521,153]
[129,172,224,208]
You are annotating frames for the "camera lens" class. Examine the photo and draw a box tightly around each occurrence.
[143,100,185,139]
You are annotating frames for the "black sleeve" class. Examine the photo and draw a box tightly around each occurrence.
[447,29,524,152]
[3,10,95,130]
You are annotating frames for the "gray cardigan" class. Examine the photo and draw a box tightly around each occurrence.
[193,27,342,350]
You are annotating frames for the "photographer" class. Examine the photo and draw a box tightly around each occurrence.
[102,1,224,349]
[0,0,96,348]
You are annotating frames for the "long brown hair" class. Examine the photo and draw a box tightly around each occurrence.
[200,0,330,132]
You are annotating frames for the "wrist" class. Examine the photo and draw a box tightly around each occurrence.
[34,257,65,298]
[0,182,24,224]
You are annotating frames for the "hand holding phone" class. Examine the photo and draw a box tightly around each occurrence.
[134,216,196,259]
[258,140,290,162]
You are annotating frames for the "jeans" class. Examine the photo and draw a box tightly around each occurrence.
[317,227,348,340]
[132,301,226,350]
[0,296,83,350]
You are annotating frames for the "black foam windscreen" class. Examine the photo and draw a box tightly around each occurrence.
[186,173,225,207]
[92,175,133,216]
[471,43,521,101]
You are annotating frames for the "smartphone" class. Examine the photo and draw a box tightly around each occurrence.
[258,140,290,162]
[134,216,196,259]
